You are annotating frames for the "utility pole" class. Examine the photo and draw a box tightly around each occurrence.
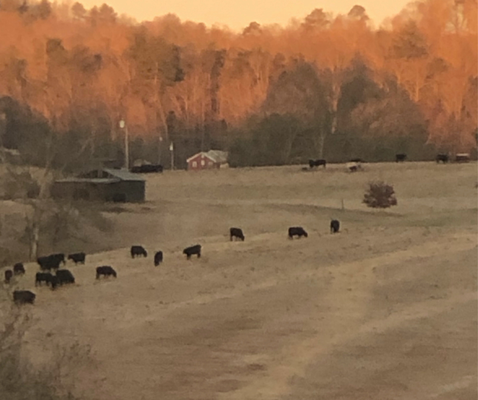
[0,112,5,163]
[158,135,163,165]
[170,141,174,170]
[119,119,129,170]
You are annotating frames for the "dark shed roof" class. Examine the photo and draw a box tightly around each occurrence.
[103,168,145,181]
[56,168,145,183]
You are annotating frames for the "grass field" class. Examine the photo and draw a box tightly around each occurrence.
[1,161,477,400]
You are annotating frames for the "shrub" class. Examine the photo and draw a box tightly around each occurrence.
[363,181,397,209]
[0,304,94,400]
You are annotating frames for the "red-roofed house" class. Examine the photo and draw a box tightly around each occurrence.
[186,150,229,171]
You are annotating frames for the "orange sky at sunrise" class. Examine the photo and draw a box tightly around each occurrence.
[79,0,413,31]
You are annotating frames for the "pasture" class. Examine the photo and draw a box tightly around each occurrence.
[1,161,477,400]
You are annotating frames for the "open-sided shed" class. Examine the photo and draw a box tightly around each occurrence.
[51,168,145,203]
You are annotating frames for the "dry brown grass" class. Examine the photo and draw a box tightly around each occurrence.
[0,161,477,400]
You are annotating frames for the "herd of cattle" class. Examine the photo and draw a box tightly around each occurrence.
[4,221,341,305]
[306,153,471,173]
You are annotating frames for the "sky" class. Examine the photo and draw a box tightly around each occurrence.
[79,0,413,31]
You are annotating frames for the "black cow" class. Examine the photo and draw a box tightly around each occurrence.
[49,275,59,290]
[183,245,201,259]
[346,161,362,172]
[455,153,470,163]
[230,227,245,241]
[309,159,326,168]
[13,290,36,305]
[154,251,163,266]
[288,227,308,239]
[395,154,407,162]
[35,272,53,286]
[436,153,449,163]
[68,252,86,264]
[4,270,13,284]
[50,253,66,264]
[13,263,25,275]
[55,269,75,285]
[131,164,163,173]
[330,219,340,234]
[96,266,117,279]
[131,245,147,258]
[37,254,64,271]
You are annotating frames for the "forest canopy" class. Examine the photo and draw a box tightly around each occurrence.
[0,0,476,168]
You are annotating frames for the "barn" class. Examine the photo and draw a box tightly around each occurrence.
[51,168,146,203]
[186,150,229,171]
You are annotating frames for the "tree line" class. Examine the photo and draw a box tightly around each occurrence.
[0,0,476,169]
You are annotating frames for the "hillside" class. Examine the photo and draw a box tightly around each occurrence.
[1,161,477,399]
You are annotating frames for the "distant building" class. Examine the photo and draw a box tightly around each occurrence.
[51,168,145,203]
[186,150,229,171]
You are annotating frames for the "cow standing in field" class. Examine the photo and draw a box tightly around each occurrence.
[183,245,201,259]
[4,270,13,284]
[50,253,66,265]
[346,162,362,172]
[436,154,449,163]
[55,269,75,285]
[35,272,53,286]
[330,219,340,234]
[309,159,326,169]
[395,154,407,162]
[230,227,245,241]
[131,245,147,258]
[68,252,86,264]
[154,251,163,266]
[288,227,308,239]
[96,266,117,279]
[13,290,35,305]
[37,254,64,271]
[13,263,25,275]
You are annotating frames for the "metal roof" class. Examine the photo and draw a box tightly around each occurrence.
[103,168,145,181]
[186,150,228,164]
[54,178,119,184]
[55,168,145,184]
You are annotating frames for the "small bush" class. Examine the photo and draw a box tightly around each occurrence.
[363,181,397,209]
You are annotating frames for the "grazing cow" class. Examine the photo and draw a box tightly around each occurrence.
[230,227,245,241]
[183,244,201,259]
[131,245,148,258]
[35,272,53,286]
[50,253,66,264]
[68,252,86,264]
[309,159,326,169]
[455,153,470,163]
[436,153,449,163]
[13,290,36,305]
[55,269,75,285]
[96,266,117,279]
[350,158,364,163]
[330,219,340,234]
[4,270,13,284]
[395,154,407,162]
[288,227,308,239]
[346,162,361,172]
[37,254,64,271]
[13,263,25,275]
[154,251,163,266]
[49,275,59,290]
